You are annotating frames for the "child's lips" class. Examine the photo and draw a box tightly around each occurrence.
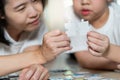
[81,9,91,16]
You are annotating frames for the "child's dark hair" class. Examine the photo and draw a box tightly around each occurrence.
[0,0,46,45]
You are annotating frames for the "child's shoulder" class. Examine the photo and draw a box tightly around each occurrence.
[109,2,120,23]
[110,3,120,15]
[110,3,120,27]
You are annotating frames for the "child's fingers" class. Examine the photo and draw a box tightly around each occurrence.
[87,31,107,41]
[88,41,100,51]
[87,36,103,47]
[87,32,109,50]
[88,48,103,57]
[88,41,105,53]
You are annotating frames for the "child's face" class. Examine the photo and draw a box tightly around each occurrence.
[73,0,110,22]
[4,0,43,32]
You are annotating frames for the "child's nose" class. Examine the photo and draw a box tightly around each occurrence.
[82,0,90,5]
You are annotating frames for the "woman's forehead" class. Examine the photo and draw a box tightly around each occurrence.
[5,0,33,8]
[6,0,30,5]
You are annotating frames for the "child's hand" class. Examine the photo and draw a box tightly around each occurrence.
[41,30,71,61]
[87,31,110,57]
[19,64,49,80]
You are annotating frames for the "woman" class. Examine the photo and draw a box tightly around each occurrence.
[0,0,71,79]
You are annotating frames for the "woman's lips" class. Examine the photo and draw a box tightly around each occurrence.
[81,9,91,16]
[30,18,40,25]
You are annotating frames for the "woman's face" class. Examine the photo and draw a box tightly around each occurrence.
[4,0,43,32]
[73,0,110,22]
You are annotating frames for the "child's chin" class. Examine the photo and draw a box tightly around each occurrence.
[81,16,91,21]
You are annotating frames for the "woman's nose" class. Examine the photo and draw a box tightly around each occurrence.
[28,6,38,18]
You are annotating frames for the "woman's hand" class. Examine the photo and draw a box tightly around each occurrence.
[19,64,49,80]
[87,31,110,57]
[40,30,71,61]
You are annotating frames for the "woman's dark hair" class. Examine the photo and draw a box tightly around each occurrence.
[0,0,9,45]
[42,0,47,8]
[0,0,46,45]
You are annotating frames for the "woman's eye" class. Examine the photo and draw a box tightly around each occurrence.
[32,0,36,2]
[32,0,40,3]
[17,6,25,11]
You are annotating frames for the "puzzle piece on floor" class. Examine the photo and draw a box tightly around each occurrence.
[49,69,119,80]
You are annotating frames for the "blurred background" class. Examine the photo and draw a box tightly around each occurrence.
[117,0,120,5]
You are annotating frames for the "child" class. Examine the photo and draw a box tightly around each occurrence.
[73,0,120,70]
[86,2,120,68]
[0,0,71,79]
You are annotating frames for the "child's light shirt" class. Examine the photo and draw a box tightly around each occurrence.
[90,3,120,46]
